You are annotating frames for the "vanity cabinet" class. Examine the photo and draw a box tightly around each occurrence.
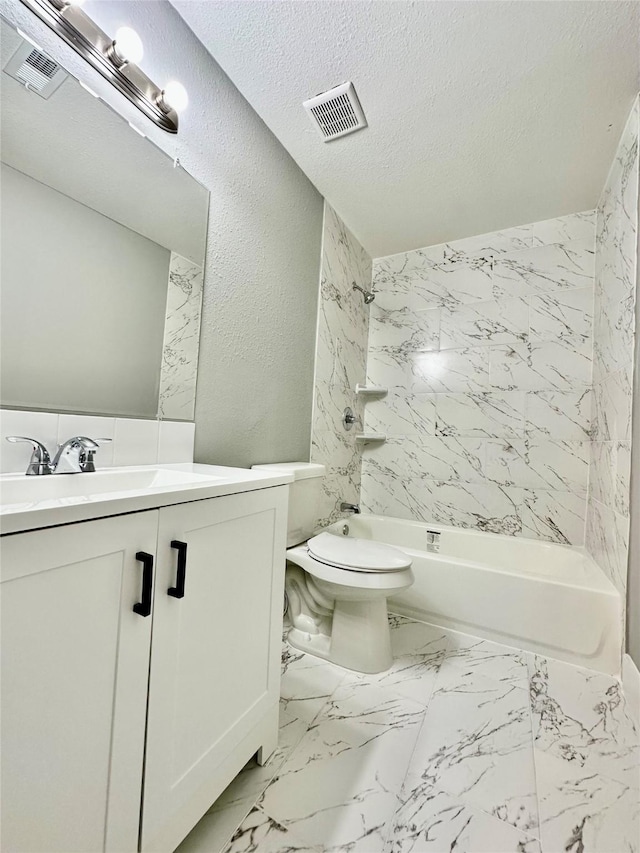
[141,490,285,852]
[1,486,287,853]
[1,513,157,853]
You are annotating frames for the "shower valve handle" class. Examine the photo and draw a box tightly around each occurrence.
[342,407,361,431]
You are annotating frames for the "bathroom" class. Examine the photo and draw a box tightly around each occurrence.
[0,0,638,851]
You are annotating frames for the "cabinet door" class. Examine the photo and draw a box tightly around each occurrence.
[1,512,158,853]
[141,487,288,853]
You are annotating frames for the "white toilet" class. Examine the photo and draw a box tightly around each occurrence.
[251,462,414,673]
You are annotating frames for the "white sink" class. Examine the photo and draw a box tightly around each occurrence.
[0,463,294,534]
[1,466,220,504]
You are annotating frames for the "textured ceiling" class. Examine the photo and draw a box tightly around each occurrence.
[173,0,640,257]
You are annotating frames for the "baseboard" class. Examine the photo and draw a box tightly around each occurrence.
[622,653,640,728]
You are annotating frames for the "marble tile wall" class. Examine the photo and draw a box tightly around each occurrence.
[158,252,204,421]
[361,211,596,544]
[586,97,639,603]
[310,203,372,527]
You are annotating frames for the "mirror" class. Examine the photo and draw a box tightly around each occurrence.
[0,18,209,420]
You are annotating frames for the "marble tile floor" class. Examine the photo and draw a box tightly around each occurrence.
[176,616,639,853]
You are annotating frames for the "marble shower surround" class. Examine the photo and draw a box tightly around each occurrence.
[587,97,639,607]
[158,252,204,421]
[310,203,372,527]
[361,211,596,544]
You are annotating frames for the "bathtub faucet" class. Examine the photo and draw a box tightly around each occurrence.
[340,502,361,515]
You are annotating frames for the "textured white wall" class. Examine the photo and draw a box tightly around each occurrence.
[1,0,323,466]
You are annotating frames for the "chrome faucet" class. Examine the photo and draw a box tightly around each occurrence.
[51,436,103,474]
[5,435,111,475]
[340,502,361,515]
[5,436,52,476]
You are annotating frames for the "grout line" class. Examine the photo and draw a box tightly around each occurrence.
[393,630,453,800]
[376,624,452,852]
[526,651,544,849]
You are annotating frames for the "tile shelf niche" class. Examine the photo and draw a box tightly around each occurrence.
[354,385,388,442]
[356,382,389,444]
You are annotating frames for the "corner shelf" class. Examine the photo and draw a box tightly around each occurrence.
[355,433,387,444]
[355,384,388,397]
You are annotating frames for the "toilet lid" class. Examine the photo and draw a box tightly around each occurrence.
[307,532,412,573]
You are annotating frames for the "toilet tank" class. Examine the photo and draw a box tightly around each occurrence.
[251,462,325,547]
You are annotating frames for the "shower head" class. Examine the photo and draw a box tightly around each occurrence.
[352,283,375,304]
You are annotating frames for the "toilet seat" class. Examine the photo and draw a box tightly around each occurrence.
[286,543,413,591]
[307,532,412,573]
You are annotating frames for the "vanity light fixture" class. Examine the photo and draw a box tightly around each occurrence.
[18,0,186,133]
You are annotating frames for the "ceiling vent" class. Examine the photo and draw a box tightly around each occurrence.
[3,40,68,99]
[303,82,367,142]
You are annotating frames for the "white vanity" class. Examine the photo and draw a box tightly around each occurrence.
[0,464,292,853]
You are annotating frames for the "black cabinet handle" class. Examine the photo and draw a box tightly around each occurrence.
[134,551,154,617]
[168,540,187,599]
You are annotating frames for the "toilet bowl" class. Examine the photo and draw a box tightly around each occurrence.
[285,532,414,673]
[252,462,414,674]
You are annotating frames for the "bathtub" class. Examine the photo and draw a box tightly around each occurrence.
[325,514,622,675]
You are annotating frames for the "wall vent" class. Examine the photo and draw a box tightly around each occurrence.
[3,40,67,99]
[303,82,367,142]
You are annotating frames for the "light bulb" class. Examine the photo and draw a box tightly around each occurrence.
[112,26,143,65]
[161,81,188,112]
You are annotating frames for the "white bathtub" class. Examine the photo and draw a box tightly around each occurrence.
[325,514,622,675]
